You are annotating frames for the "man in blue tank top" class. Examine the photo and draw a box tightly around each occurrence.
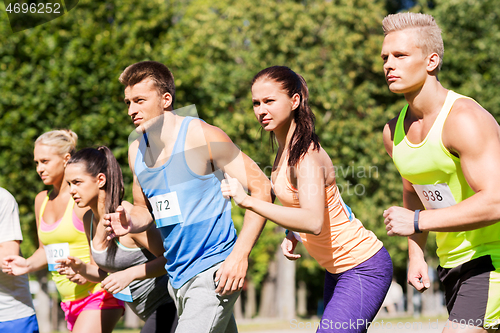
[104,61,271,333]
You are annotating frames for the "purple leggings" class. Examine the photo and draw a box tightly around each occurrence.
[317,247,392,333]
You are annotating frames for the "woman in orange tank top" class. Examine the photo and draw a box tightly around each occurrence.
[221,66,393,333]
[2,130,124,333]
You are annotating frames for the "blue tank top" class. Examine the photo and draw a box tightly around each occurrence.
[134,116,237,288]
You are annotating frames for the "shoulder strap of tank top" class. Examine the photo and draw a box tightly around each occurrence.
[39,191,73,222]
[90,213,95,242]
[89,213,101,250]
[430,90,471,137]
[171,116,193,156]
[393,104,409,147]
[39,192,50,222]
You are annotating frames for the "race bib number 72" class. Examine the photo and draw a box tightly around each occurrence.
[412,183,457,210]
[148,191,183,227]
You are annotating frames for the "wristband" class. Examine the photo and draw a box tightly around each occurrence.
[414,210,422,233]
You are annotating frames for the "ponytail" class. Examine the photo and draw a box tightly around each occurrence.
[288,73,319,167]
[97,146,124,214]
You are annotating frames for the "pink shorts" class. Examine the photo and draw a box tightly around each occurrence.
[60,289,125,331]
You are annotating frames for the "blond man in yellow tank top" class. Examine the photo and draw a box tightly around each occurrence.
[381,12,500,332]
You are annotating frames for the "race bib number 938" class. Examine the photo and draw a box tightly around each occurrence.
[412,183,457,210]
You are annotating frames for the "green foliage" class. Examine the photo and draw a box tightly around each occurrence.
[432,1,500,121]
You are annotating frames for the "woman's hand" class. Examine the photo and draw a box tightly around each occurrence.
[101,270,134,294]
[56,256,83,276]
[281,233,301,260]
[67,273,88,285]
[220,173,249,207]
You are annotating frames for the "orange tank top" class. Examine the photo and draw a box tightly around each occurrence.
[272,159,383,274]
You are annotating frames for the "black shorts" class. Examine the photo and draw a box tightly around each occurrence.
[438,255,499,329]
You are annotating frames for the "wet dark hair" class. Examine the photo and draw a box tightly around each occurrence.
[67,146,124,265]
[252,66,320,167]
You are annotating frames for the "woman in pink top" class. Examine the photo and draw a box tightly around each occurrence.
[221,66,392,333]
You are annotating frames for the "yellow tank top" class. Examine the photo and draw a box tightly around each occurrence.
[38,195,101,302]
[272,156,383,274]
[392,90,500,268]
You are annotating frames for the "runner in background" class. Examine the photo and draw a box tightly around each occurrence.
[57,146,177,333]
[0,187,39,333]
[2,130,124,333]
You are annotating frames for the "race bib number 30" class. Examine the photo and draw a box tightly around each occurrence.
[44,243,70,271]
[148,191,183,227]
[413,183,457,210]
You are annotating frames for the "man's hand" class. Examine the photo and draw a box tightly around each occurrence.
[281,233,301,260]
[220,173,249,207]
[384,206,416,236]
[407,257,430,293]
[103,205,132,240]
[214,252,248,296]
[101,271,134,295]
[2,255,29,276]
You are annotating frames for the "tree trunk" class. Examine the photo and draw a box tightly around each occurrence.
[406,280,414,316]
[233,293,243,320]
[244,279,256,319]
[276,247,295,319]
[258,258,277,317]
[34,271,51,333]
[297,280,307,316]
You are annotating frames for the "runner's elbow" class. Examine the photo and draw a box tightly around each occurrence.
[309,216,324,235]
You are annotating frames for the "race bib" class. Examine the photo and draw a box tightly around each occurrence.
[113,286,133,302]
[148,191,183,227]
[44,243,70,271]
[412,183,457,210]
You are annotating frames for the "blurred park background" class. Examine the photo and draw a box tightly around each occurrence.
[1,0,500,331]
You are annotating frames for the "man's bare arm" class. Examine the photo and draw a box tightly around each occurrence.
[206,123,271,295]
[418,100,500,231]
[383,118,430,292]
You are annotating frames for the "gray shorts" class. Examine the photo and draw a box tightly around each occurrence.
[167,262,241,333]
